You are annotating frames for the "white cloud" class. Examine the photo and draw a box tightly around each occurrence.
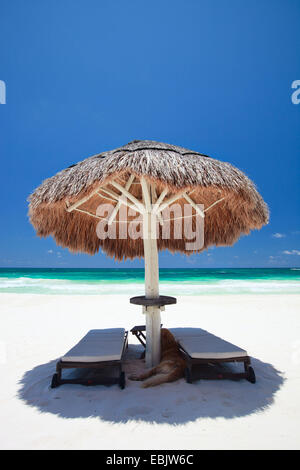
[272,233,286,238]
[282,250,300,256]
[48,249,62,257]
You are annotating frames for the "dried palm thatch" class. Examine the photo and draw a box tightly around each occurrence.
[28,140,269,260]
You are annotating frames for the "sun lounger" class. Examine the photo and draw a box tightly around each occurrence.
[169,328,256,383]
[130,325,255,384]
[51,328,128,389]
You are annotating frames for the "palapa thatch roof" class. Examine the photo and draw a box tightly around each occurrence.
[28,140,269,260]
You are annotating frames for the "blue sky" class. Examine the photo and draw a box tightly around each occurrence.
[0,0,299,268]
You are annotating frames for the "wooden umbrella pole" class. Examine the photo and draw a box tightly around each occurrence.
[141,178,161,368]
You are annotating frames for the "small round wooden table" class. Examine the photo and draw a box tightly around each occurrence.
[130,295,177,356]
[130,295,177,307]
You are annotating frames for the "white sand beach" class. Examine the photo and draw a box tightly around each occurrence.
[0,293,299,450]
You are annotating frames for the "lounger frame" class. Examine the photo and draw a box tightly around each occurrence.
[51,331,128,389]
[131,325,256,383]
[178,344,255,383]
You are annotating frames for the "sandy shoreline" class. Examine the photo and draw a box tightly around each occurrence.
[0,293,299,449]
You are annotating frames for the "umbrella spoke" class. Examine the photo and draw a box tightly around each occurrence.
[96,191,116,203]
[140,177,152,212]
[99,186,143,215]
[152,188,168,215]
[73,208,107,220]
[150,183,164,226]
[110,180,145,214]
[65,185,103,212]
[107,174,135,225]
[155,191,187,213]
[183,193,205,218]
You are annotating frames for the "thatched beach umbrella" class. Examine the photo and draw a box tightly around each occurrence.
[28,140,269,367]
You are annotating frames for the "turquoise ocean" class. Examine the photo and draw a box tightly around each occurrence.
[0,268,299,295]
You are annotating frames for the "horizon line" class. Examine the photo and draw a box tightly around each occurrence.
[0,266,299,270]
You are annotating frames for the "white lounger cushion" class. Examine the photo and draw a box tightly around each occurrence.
[88,328,125,336]
[169,328,209,340]
[61,328,126,363]
[170,328,247,359]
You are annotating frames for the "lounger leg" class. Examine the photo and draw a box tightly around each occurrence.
[119,365,125,389]
[137,331,146,348]
[51,362,62,388]
[185,364,193,384]
[244,358,251,375]
[56,362,62,381]
[244,358,256,384]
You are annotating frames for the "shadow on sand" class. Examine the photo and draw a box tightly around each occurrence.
[18,344,284,425]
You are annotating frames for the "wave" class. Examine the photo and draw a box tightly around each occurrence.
[0,276,299,295]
